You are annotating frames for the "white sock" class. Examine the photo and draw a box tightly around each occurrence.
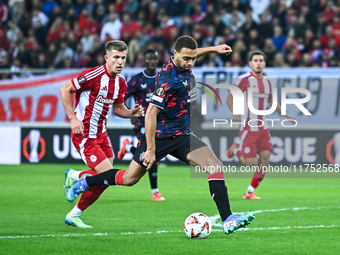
[71,171,81,182]
[246,185,255,194]
[151,188,159,195]
[69,206,83,217]
[126,144,133,153]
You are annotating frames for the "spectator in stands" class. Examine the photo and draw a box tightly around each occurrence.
[0,0,338,76]
[100,13,122,42]
[310,39,323,64]
[120,12,142,39]
[242,13,257,36]
[262,38,277,67]
[257,11,273,39]
[272,25,286,51]
[0,29,9,51]
[272,52,286,67]
[65,6,78,27]
[33,19,47,48]
[122,0,139,20]
[314,13,327,38]
[35,52,49,69]
[31,8,49,28]
[41,0,57,19]
[80,28,94,53]
[6,21,20,43]
[47,16,63,43]
[0,0,8,25]
[93,4,105,24]
[320,25,340,49]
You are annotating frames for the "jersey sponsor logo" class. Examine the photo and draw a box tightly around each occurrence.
[78,76,86,85]
[96,95,115,104]
[152,95,163,103]
[146,92,153,102]
[155,87,165,96]
[183,80,188,86]
[252,92,269,98]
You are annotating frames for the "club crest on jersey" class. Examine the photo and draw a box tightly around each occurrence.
[78,76,86,85]
[155,87,165,96]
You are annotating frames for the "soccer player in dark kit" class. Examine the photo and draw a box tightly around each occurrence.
[117,49,165,201]
[66,35,256,235]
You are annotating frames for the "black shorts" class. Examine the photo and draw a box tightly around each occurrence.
[133,133,207,167]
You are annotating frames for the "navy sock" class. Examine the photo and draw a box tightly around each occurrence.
[208,180,232,221]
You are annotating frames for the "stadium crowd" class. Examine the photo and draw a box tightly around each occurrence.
[0,0,339,79]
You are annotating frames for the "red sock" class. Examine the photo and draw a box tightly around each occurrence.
[76,169,107,212]
[115,170,125,185]
[208,172,224,180]
[250,166,266,189]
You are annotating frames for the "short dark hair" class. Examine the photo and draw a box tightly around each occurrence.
[249,50,266,61]
[144,49,158,57]
[105,40,128,53]
[174,35,198,52]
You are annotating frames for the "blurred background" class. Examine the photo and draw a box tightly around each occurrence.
[0,0,339,170]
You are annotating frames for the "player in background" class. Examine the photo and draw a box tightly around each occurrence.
[66,35,256,235]
[226,50,295,200]
[59,40,144,228]
[117,49,165,201]
[326,132,340,165]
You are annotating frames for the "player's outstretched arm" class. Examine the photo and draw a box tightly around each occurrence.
[197,44,232,59]
[143,104,161,170]
[113,103,145,118]
[60,80,84,136]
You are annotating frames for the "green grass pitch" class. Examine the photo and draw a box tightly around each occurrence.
[1,164,339,255]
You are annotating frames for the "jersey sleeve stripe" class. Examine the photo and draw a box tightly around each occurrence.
[150,102,164,109]
[85,66,105,80]
[73,77,80,89]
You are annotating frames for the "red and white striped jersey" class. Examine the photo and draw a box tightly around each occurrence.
[233,71,273,132]
[71,65,127,138]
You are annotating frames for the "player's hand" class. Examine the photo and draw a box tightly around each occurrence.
[131,104,145,118]
[130,117,140,126]
[232,114,241,121]
[142,150,155,170]
[215,44,232,56]
[285,114,296,125]
[70,117,84,136]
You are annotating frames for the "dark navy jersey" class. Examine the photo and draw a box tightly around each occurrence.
[150,57,197,138]
[125,70,159,132]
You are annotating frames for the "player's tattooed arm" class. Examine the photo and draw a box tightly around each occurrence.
[197,44,232,59]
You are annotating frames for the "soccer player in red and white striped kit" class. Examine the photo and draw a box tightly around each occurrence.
[227,50,296,199]
[60,40,144,228]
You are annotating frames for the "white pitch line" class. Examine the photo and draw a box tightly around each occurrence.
[1,206,339,240]
[209,205,340,227]
[0,230,182,239]
[1,225,339,239]
[237,205,340,215]
[211,225,340,231]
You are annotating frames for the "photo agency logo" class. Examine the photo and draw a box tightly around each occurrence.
[197,82,312,128]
